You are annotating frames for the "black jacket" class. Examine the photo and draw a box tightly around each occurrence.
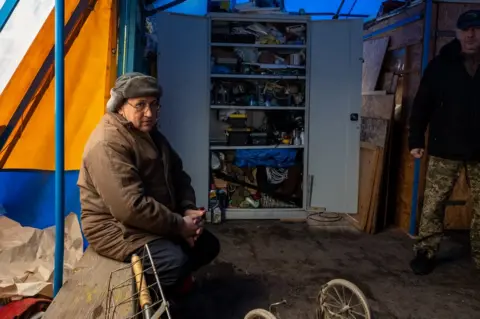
[408,39,480,161]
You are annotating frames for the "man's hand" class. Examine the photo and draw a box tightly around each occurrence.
[185,236,195,248]
[185,209,205,219]
[410,148,424,159]
[183,209,205,247]
[180,215,200,245]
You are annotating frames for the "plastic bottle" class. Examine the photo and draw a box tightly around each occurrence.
[209,184,222,224]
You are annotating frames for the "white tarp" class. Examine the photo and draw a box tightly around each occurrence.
[0,0,54,95]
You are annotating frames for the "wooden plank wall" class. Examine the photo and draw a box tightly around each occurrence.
[364,3,427,232]
[394,3,432,233]
[364,2,480,233]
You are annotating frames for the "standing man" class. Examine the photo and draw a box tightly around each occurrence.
[408,10,480,275]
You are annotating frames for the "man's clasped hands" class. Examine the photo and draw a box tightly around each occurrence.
[181,209,206,247]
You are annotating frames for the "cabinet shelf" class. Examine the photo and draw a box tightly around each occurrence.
[242,62,305,70]
[211,74,306,80]
[220,208,306,220]
[210,105,305,111]
[211,42,306,49]
[210,145,304,150]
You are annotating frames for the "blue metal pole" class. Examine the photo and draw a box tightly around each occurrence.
[117,0,136,76]
[333,0,346,19]
[53,0,65,297]
[409,0,433,236]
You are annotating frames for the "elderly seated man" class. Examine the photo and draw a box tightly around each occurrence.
[78,72,220,296]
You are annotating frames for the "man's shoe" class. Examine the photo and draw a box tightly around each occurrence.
[163,276,196,318]
[171,275,196,296]
[410,250,435,275]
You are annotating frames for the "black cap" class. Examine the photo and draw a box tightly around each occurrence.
[457,10,480,30]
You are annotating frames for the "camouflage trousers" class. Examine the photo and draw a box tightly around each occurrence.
[413,156,480,268]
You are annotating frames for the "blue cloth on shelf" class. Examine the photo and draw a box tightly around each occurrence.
[234,149,297,168]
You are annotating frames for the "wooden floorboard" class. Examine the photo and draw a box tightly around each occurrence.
[43,247,134,319]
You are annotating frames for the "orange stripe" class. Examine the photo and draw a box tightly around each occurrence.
[4,0,115,170]
[0,0,81,128]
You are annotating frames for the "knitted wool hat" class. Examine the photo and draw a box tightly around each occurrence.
[106,72,162,112]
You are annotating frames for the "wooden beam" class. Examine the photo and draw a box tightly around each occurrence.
[43,248,133,319]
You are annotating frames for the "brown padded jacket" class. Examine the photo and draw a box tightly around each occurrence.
[77,113,197,261]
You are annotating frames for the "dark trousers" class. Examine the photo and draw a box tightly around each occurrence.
[132,230,220,291]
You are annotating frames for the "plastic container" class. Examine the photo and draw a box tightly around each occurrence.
[227,113,247,128]
[226,128,251,146]
[250,132,268,145]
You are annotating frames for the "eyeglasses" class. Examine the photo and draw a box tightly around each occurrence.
[126,100,161,112]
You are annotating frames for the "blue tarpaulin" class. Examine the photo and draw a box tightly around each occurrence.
[145,0,389,18]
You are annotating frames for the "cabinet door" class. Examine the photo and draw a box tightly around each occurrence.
[307,19,363,214]
[156,12,209,209]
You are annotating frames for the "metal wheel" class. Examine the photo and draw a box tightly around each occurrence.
[317,279,371,319]
[244,308,278,319]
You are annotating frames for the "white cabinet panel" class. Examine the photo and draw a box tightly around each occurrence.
[307,19,363,214]
[156,12,210,209]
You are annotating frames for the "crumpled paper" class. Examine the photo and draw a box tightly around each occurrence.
[0,213,84,298]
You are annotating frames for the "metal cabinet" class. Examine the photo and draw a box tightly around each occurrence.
[155,12,362,216]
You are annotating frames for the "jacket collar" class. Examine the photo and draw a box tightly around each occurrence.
[105,112,164,149]
[439,39,463,61]
[106,112,134,128]
[439,38,480,62]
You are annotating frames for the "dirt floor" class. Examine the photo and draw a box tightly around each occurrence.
[175,220,480,319]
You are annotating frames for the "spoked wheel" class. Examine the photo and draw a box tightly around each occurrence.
[244,308,278,319]
[317,279,372,319]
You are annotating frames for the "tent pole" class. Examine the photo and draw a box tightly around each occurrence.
[333,0,346,19]
[53,0,65,297]
[409,0,433,236]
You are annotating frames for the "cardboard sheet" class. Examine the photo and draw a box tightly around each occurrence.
[0,213,83,298]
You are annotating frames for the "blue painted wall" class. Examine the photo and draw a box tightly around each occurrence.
[0,170,80,228]
[0,170,85,248]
